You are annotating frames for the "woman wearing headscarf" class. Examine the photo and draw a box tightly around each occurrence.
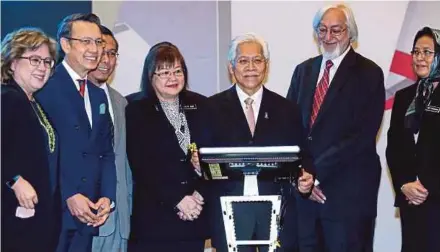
[386,26,440,252]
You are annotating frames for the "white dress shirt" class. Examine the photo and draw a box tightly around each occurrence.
[62,60,93,128]
[316,45,351,87]
[236,84,264,121]
[100,83,115,125]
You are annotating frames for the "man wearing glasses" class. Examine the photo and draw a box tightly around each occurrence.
[89,25,133,252]
[36,13,116,252]
[286,4,385,252]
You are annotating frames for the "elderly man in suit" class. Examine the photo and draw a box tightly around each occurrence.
[88,25,133,252]
[36,13,116,252]
[205,33,314,252]
[286,4,385,252]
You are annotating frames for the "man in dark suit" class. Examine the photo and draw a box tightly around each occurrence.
[286,4,385,252]
[36,13,116,252]
[206,33,314,252]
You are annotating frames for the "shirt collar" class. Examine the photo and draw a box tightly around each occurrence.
[236,84,263,105]
[62,60,87,86]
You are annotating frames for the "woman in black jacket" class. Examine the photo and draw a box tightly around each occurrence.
[126,42,208,252]
[1,27,60,252]
[386,26,440,252]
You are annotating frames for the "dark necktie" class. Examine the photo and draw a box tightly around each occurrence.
[310,60,333,127]
[77,79,86,97]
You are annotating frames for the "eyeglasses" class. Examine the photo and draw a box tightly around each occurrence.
[19,56,55,69]
[103,49,119,59]
[154,69,184,79]
[65,37,106,48]
[236,57,266,66]
[317,26,347,37]
[411,49,435,58]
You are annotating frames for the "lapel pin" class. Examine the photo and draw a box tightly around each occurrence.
[264,112,269,119]
[154,105,159,111]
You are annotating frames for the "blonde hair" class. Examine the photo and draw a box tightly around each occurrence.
[1,27,57,83]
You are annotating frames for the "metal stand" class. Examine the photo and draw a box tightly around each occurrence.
[220,171,281,252]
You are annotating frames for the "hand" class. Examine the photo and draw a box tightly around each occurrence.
[190,151,201,173]
[176,195,204,221]
[309,186,326,204]
[91,197,111,227]
[66,194,99,224]
[298,169,314,194]
[402,180,428,205]
[12,176,38,209]
[192,190,204,202]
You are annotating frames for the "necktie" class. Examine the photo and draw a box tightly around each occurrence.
[244,97,256,136]
[310,60,333,127]
[77,79,86,97]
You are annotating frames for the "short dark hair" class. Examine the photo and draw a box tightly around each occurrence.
[140,42,188,97]
[99,25,119,52]
[56,13,101,60]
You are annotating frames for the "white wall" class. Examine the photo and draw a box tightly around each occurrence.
[231,1,409,251]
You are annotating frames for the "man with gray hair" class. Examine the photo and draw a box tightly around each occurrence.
[205,33,314,252]
[286,4,384,252]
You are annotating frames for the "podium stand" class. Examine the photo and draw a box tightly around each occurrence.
[199,146,300,252]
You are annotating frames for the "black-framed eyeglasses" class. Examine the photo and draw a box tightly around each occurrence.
[64,37,106,48]
[411,49,435,58]
[19,56,55,69]
[317,26,347,37]
[154,69,184,79]
[103,49,119,59]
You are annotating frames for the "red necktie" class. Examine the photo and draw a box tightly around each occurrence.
[310,60,333,127]
[77,79,86,97]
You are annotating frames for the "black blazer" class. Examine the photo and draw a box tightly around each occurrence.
[1,81,59,251]
[204,85,314,196]
[386,83,440,206]
[126,90,209,241]
[287,48,385,218]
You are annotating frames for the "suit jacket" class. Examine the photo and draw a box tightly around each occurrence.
[287,48,385,218]
[95,86,133,240]
[204,85,314,196]
[1,80,60,251]
[36,64,116,233]
[126,90,209,241]
[386,83,440,206]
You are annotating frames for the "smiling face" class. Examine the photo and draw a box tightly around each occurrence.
[88,34,117,85]
[317,8,350,60]
[11,44,53,97]
[229,41,267,96]
[61,21,103,77]
[152,60,185,101]
[412,35,436,79]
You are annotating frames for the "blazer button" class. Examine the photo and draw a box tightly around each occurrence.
[248,140,254,144]
[81,177,87,182]
[99,155,103,159]
[307,136,312,141]
[82,152,87,157]
[74,125,80,130]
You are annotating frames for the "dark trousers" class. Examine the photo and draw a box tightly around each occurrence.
[298,214,375,252]
[127,239,205,252]
[56,229,93,252]
[212,202,272,252]
[399,202,440,252]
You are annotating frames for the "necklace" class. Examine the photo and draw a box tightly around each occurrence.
[30,101,56,153]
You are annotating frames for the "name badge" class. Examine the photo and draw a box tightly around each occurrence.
[183,104,197,110]
[425,105,440,113]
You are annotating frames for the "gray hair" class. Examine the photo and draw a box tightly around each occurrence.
[228,33,270,66]
[312,3,358,43]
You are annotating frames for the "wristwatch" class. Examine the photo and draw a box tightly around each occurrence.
[5,175,20,189]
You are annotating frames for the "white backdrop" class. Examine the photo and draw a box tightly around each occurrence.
[230,1,409,251]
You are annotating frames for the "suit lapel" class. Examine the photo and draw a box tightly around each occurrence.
[303,56,322,131]
[108,87,121,149]
[254,87,270,138]
[311,48,356,131]
[88,83,101,133]
[57,65,92,133]
[225,86,254,139]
